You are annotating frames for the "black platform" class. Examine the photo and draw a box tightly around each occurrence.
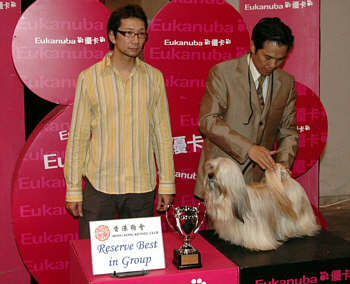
[200,229,350,283]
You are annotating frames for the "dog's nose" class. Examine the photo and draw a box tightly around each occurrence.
[208,173,214,179]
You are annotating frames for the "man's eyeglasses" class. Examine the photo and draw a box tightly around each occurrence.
[117,30,148,40]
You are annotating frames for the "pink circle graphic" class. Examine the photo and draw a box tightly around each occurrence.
[12,105,76,284]
[144,1,250,209]
[292,82,328,177]
[12,1,110,283]
[12,0,110,105]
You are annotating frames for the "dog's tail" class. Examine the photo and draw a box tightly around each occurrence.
[265,165,297,220]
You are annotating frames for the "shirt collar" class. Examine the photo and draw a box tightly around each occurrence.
[247,53,262,84]
[101,51,142,76]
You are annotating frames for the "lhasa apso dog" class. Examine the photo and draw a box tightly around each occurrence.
[203,157,320,251]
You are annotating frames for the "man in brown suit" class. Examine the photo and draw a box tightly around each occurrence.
[194,17,298,199]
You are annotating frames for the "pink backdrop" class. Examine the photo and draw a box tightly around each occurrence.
[11,0,110,283]
[144,0,251,209]
[144,0,325,208]
[0,0,29,283]
[239,0,324,207]
[8,1,325,283]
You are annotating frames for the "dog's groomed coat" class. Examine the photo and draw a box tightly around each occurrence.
[203,157,320,251]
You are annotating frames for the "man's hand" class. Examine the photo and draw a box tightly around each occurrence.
[248,145,277,170]
[65,201,83,217]
[280,163,292,175]
[156,194,174,212]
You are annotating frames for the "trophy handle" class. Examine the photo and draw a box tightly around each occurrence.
[165,204,176,232]
[193,202,206,234]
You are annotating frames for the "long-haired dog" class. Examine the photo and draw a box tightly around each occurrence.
[203,157,320,251]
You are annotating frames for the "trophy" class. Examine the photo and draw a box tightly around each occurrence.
[166,203,206,269]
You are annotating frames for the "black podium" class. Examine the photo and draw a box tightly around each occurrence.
[200,229,350,283]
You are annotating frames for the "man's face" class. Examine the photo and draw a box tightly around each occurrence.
[109,17,146,58]
[250,40,289,76]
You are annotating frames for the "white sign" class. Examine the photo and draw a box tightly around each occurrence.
[89,216,165,275]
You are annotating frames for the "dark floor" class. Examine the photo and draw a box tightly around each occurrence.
[319,199,350,241]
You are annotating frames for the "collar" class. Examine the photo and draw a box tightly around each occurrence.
[101,51,142,76]
[247,53,261,84]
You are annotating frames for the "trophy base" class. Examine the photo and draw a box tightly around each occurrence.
[173,249,202,270]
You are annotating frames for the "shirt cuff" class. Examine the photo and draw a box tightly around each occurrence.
[158,183,176,195]
[65,187,83,202]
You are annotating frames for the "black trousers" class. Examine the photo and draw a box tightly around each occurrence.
[79,179,155,239]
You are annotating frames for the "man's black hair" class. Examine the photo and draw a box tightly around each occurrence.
[252,17,294,52]
[107,4,148,50]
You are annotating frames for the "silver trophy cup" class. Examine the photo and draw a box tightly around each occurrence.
[166,203,206,269]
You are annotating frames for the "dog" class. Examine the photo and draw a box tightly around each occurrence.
[203,157,320,251]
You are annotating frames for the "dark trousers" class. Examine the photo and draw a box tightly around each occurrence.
[79,179,155,239]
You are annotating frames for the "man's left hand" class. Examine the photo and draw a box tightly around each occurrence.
[279,163,292,175]
[156,194,174,212]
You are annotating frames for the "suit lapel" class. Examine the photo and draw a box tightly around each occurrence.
[261,71,281,120]
[236,54,263,115]
[251,72,264,114]
[235,55,283,122]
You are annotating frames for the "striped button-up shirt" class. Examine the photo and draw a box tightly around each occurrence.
[64,52,175,202]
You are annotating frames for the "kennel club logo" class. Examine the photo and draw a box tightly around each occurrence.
[95,225,110,242]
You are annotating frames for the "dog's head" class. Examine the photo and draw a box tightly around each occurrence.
[203,157,251,223]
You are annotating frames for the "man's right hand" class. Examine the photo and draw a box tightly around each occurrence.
[65,201,83,217]
[248,145,277,171]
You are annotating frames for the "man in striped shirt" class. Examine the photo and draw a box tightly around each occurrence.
[64,5,175,239]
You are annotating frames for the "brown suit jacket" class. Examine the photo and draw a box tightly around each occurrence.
[194,53,298,199]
